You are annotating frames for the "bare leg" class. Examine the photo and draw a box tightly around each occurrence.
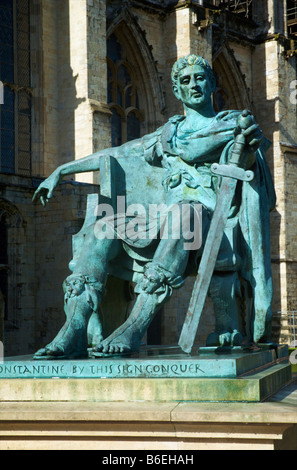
[34,274,103,359]
[94,233,189,355]
[34,227,122,359]
[93,289,168,354]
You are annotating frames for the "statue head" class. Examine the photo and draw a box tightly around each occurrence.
[171,55,216,91]
[171,55,216,112]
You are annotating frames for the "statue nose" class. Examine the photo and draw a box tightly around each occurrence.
[190,78,199,88]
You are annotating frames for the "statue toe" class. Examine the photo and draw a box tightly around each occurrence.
[231,330,243,346]
[33,347,48,358]
[219,332,232,347]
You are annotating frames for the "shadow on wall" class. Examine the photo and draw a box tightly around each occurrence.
[57,0,86,167]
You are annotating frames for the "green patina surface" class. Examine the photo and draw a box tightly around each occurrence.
[0,363,291,403]
[31,54,275,366]
[1,346,289,380]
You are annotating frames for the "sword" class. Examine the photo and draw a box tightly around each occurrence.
[178,110,256,354]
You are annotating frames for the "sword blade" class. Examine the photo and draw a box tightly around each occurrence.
[178,176,238,353]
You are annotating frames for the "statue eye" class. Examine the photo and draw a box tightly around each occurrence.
[195,74,205,81]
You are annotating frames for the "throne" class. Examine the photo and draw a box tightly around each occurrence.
[70,155,166,343]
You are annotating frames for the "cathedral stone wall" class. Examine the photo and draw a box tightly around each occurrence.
[1,0,297,353]
[0,174,99,356]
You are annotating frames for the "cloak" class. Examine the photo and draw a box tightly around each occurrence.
[109,111,276,342]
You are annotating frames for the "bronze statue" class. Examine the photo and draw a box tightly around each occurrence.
[33,55,275,359]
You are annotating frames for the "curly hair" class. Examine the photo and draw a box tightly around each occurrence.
[171,54,216,91]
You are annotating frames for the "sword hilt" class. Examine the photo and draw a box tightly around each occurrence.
[229,110,255,168]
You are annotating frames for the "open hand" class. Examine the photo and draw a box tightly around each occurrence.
[32,171,61,207]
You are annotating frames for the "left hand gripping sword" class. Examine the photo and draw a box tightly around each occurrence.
[178,110,256,354]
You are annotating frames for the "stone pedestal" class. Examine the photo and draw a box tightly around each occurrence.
[0,397,297,450]
[0,344,296,449]
[0,345,292,403]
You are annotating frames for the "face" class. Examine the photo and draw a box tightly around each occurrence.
[173,64,213,110]
[141,269,161,294]
[63,275,85,298]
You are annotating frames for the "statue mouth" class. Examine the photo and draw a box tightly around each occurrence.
[192,91,203,98]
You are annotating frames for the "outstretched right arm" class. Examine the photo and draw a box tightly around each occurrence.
[32,151,105,207]
[32,136,147,207]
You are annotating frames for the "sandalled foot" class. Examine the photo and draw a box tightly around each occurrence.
[34,327,89,358]
[205,332,220,347]
[93,340,134,355]
[206,329,243,348]
[93,285,169,356]
[33,320,89,360]
[87,311,104,348]
[34,274,103,360]
[219,331,232,347]
[231,329,243,346]
[93,323,142,355]
[34,341,88,360]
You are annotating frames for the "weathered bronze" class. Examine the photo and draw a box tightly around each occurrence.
[32,55,275,359]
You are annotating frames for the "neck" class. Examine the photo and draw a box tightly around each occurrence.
[183,102,216,129]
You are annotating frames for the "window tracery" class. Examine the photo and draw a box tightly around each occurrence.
[107,33,143,146]
[0,0,32,175]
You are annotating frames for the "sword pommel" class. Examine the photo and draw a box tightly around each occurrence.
[237,109,254,130]
[229,110,255,168]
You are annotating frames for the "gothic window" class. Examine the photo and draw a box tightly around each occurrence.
[208,1,253,19]
[0,199,24,332]
[0,0,32,175]
[212,48,252,112]
[213,69,230,112]
[107,33,143,147]
[0,220,8,322]
[287,0,297,37]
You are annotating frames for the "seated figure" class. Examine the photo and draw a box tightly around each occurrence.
[33,54,275,359]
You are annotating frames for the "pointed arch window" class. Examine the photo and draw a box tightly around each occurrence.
[0,0,32,175]
[212,48,252,112]
[107,33,143,147]
[287,0,297,37]
[0,199,25,334]
[0,219,8,325]
[209,1,253,19]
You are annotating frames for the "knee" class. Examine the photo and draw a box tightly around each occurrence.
[84,224,98,245]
